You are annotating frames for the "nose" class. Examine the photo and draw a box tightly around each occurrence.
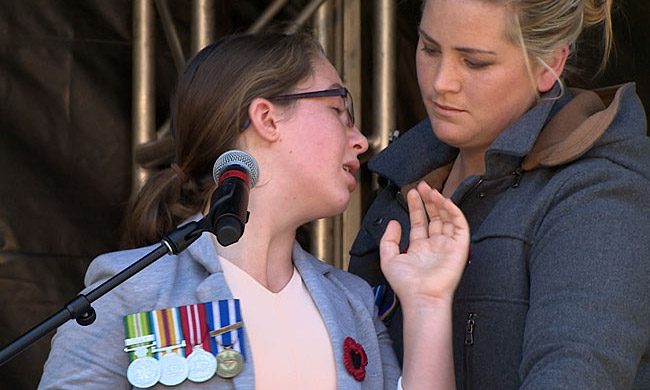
[349,125,369,154]
[433,56,462,94]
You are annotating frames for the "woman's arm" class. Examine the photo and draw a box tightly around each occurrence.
[38,296,132,390]
[380,181,469,390]
[520,168,650,389]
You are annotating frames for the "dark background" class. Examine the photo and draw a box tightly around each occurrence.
[1,1,648,388]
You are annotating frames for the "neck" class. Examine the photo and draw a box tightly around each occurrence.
[442,148,486,197]
[213,188,299,293]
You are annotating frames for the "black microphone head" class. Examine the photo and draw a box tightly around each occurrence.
[212,150,260,188]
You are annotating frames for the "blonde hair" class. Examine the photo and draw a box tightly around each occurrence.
[507,0,613,80]
[422,0,614,87]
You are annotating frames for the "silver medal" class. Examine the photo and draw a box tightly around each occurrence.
[126,356,161,389]
[187,347,217,382]
[158,352,189,386]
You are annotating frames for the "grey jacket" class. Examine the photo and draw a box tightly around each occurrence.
[39,232,400,389]
[349,83,650,389]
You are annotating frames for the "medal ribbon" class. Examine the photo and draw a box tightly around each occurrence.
[123,311,155,362]
[151,307,186,359]
[206,299,246,360]
[179,303,211,356]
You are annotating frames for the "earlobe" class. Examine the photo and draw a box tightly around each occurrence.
[247,98,280,142]
[536,45,570,93]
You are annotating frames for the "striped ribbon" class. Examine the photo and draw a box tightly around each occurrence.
[123,311,155,362]
[205,299,246,360]
[179,303,211,356]
[151,307,186,358]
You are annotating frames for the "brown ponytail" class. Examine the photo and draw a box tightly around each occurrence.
[121,166,207,248]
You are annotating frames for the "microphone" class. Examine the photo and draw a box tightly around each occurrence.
[208,150,259,246]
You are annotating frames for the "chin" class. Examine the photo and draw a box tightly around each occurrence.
[305,187,351,219]
[321,197,350,218]
[431,123,470,148]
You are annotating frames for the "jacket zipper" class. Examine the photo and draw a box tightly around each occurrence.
[459,177,484,206]
[464,312,476,389]
[511,167,523,188]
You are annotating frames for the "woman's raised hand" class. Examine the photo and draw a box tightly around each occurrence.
[379,181,470,309]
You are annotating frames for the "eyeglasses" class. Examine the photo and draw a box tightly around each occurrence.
[241,87,355,130]
[271,88,354,127]
[270,87,354,128]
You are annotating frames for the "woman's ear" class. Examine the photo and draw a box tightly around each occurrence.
[536,45,570,93]
[247,97,280,142]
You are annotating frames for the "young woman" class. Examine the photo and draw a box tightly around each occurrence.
[39,31,469,389]
[350,0,650,388]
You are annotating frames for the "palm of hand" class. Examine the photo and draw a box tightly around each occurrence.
[380,182,469,306]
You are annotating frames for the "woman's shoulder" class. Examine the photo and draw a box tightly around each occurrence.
[293,242,374,294]
[85,244,163,285]
[329,261,374,292]
[82,243,199,308]
[525,83,650,182]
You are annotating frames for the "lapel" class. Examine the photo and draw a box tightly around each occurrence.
[188,234,255,390]
[186,236,381,389]
[292,242,373,389]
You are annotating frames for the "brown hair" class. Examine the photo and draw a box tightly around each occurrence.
[122,31,324,248]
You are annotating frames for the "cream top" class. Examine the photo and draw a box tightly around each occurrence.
[219,256,337,389]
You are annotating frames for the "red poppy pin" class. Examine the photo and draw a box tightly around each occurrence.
[343,337,368,381]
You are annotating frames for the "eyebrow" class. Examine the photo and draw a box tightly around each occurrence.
[419,28,497,56]
[295,83,344,94]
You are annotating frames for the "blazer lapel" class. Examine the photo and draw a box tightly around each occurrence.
[292,243,362,389]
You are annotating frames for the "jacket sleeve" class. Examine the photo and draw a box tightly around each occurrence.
[519,163,650,389]
[38,248,164,390]
[38,276,133,390]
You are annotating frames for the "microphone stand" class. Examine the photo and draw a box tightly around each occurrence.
[0,181,248,366]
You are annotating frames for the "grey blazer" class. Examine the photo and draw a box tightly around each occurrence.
[39,231,400,389]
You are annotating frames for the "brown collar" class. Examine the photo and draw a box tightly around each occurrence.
[401,161,453,195]
[522,84,625,170]
[400,84,628,195]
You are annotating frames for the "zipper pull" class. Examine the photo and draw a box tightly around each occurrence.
[465,312,476,345]
[459,177,484,206]
[511,168,522,188]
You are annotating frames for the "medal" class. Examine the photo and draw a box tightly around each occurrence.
[123,312,160,388]
[126,355,160,389]
[187,346,218,382]
[206,299,247,378]
[216,347,244,378]
[151,307,188,386]
[179,303,217,382]
[158,352,189,386]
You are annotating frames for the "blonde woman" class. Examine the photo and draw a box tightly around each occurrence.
[350,0,650,389]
